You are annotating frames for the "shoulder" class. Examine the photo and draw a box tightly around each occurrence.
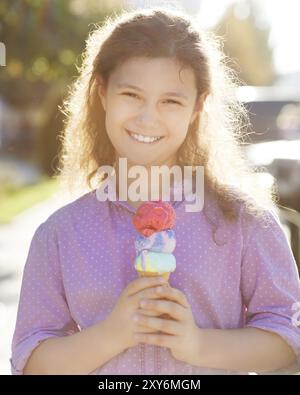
[230,190,287,256]
[204,183,281,245]
[221,184,281,239]
[240,205,288,253]
[37,189,111,234]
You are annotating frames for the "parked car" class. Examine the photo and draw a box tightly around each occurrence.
[237,86,300,143]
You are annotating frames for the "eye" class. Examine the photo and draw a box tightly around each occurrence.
[164,99,181,105]
[122,92,139,99]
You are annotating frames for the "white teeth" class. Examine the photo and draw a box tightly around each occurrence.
[128,130,162,143]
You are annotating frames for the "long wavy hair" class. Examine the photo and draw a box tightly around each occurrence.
[58,6,277,223]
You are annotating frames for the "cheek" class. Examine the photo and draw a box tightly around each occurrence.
[105,105,129,137]
[106,95,135,120]
[171,129,189,151]
[165,107,190,127]
[114,97,138,118]
[167,116,190,141]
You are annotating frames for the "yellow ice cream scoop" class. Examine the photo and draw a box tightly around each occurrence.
[134,250,176,281]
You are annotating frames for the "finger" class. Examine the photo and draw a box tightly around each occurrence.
[138,286,189,309]
[135,324,160,334]
[139,300,186,322]
[126,276,168,297]
[137,308,163,317]
[133,314,182,336]
[134,332,175,348]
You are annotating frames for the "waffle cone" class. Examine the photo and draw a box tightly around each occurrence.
[136,271,170,282]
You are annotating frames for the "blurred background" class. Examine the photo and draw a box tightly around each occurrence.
[1,0,300,374]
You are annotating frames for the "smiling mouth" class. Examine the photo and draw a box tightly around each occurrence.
[125,129,164,144]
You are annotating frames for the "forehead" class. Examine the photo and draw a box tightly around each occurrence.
[109,56,197,96]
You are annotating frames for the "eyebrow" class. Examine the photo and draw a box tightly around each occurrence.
[116,83,189,100]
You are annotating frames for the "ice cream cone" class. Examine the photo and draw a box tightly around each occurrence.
[136,270,170,282]
[133,202,176,322]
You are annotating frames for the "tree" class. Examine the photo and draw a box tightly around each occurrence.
[0,0,122,175]
[215,0,275,86]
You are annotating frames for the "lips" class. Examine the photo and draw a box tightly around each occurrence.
[125,128,164,143]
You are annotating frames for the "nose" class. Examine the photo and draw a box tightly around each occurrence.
[136,101,160,129]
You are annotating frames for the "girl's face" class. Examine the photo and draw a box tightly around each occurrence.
[98,56,201,168]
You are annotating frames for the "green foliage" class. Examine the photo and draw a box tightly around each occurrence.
[0,176,59,223]
[216,0,275,86]
[0,0,122,176]
[0,0,119,107]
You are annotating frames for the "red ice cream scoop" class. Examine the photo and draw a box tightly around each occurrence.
[132,201,176,237]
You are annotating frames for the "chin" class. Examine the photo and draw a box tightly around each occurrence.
[128,157,155,167]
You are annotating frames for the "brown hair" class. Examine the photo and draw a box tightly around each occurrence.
[58,6,277,222]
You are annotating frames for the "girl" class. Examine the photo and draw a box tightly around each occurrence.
[11,7,300,375]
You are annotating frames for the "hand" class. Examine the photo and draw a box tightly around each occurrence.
[132,285,202,366]
[105,276,169,353]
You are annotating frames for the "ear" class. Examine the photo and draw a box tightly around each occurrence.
[96,74,107,111]
[190,92,209,125]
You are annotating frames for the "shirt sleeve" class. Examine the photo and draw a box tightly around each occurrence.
[241,209,300,374]
[10,221,79,375]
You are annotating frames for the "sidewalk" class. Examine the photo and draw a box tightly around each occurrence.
[0,192,69,374]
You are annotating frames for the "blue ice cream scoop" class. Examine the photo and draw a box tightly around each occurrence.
[135,229,176,255]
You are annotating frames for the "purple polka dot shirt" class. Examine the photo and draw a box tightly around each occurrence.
[11,186,300,374]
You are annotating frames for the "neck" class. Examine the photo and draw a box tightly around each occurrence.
[114,155,178,208]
